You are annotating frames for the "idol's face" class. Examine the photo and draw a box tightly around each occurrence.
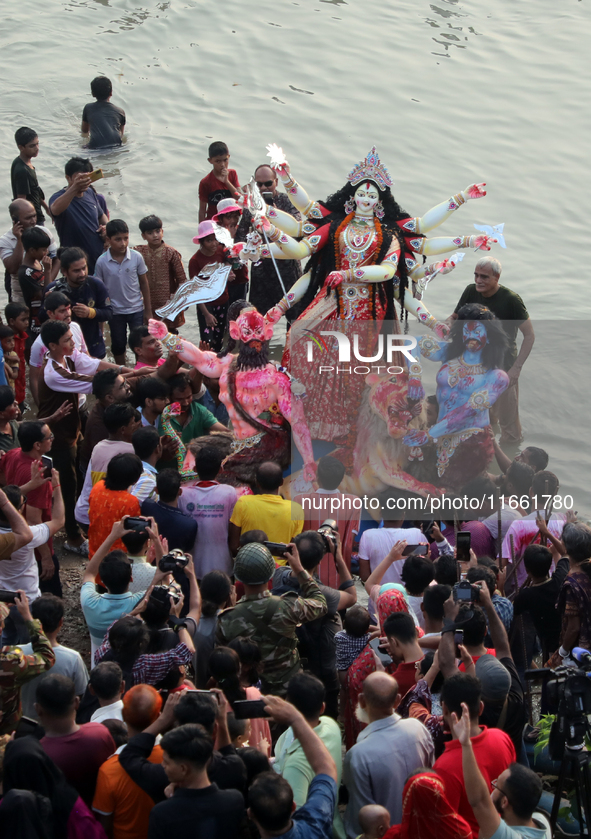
[354,182,380,215]
[462,320,488,352]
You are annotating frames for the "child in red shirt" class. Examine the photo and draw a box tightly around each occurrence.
[198,141,240,221]
[4,302,29,408]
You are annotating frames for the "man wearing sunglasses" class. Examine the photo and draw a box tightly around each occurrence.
[236,164,302,320]
[452,701,549,838]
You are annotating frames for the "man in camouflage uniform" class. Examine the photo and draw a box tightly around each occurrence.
[0,591,55,734]
[217,541,327,696]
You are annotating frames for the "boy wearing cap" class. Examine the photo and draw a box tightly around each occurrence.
[212,198,249,305]
[217,541,327,696]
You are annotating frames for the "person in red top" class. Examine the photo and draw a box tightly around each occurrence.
[93,684,164,839]
[189,220,246,352]
[383,611,425,700]
[0,420,70,593]
[4,302,29,407]
[198,141,240,221]
[434,673,516,839]
[37,672,116,807]
[88,452,143,557]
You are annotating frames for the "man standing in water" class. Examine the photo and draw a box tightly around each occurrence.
[449,257,534,444]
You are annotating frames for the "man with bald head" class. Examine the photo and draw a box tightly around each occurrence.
[228,459,304,564]
[0,199,59,301]
[343,671,434,839]
[93,684,163,839]
[235,164,302,319]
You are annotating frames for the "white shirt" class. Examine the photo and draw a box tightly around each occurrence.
[179,482,238,578]
[90,699,124,723]
[128,556,157,594]
[131,463,158,503]
[19,643,89,719]
[358,526,425,585]
[30,322,88,367]
[43,346,100,394]
[0,523,50,600]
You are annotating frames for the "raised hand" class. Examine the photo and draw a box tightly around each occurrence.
[148,318,168,339]
[450,701,472,746]
[472,234,497,251]
[464,183,487,200]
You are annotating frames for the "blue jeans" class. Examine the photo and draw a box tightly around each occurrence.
[109,311,144,357]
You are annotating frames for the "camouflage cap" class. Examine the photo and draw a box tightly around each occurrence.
[234,542,275,585]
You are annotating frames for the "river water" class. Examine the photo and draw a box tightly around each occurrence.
[0,0,589,513]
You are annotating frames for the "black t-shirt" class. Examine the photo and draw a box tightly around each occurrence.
[82,100,126,149]
[513,557,569,653]
[272,567,342,677]
[11,157,45,224]
[454,283,529,370]
[148,784,245,839]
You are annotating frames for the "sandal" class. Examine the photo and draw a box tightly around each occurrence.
[64,540,89,557]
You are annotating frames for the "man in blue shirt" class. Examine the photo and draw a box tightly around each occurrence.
[49,157,108,273]
[248,694,338,839]
[141,469,197,554]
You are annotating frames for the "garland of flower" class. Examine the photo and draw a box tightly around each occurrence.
[334,212,384,320]
[333,212,383,269]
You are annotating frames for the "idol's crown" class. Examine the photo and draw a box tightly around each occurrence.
[347,147,392,191]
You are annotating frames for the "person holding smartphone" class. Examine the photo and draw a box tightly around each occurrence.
[0,589,55,735]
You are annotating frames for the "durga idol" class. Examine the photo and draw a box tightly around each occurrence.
[254,146,498,442]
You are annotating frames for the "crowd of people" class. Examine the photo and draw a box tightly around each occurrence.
[0,75,589,839]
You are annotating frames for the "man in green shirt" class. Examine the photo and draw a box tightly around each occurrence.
[274,672,345,838]
[450,257,535,444]
[157,373,226,468]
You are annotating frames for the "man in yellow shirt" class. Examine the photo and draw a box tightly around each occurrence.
[228,461,304,565]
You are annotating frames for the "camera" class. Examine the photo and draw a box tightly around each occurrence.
[318,519,338,554]
[158,549,189,573]
[453,580,479,603]
[151,582,183,606]
[525,650,591,758]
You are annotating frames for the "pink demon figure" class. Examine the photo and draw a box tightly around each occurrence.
[148,312,315,487]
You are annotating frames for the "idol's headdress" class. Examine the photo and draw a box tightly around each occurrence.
[347,147,393,191]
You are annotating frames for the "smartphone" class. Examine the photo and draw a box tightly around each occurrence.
[369,636,393,666]
[233,699,270,720]
[88,168,104,183]
[456,531,472,564]
[124,517,150,532]
[40,454,53,480]
[0,589,18,603]
[264,541,289,556]
[402,544,429,556]
[14,715,44,739]
[454,629,464,646]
